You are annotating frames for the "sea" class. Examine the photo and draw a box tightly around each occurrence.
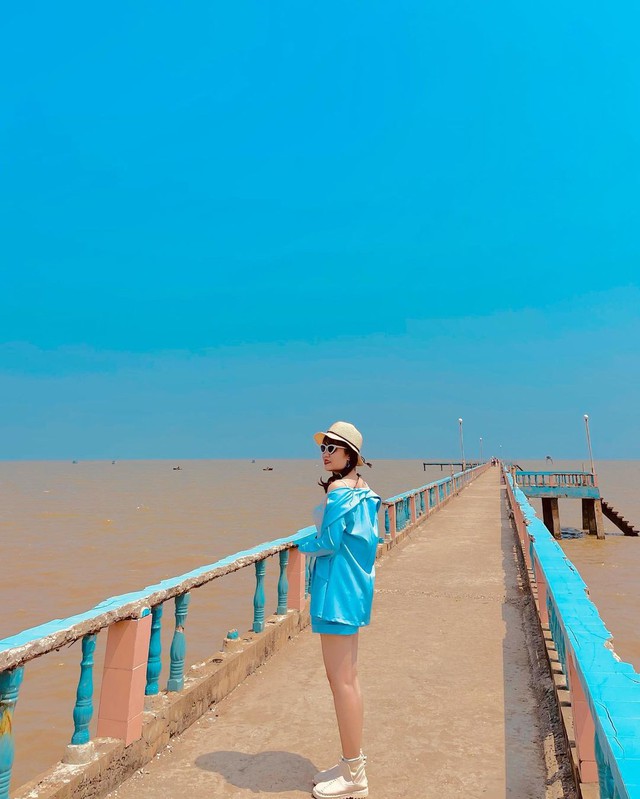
[1,458,638,788]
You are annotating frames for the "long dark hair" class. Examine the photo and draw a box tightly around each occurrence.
[318,437,372,493]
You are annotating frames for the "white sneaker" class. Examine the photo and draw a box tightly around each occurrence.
[312,754,368,799]
[313,753,367,785]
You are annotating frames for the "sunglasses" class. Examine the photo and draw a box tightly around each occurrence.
[319,443,346,454]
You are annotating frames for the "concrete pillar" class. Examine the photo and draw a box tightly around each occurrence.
[594,499,605,540]
[581,498,590,533]
[533,557,549,625]
[568,653,598,783]
[286,548,307,610]
[409,494,417,526]
[583,498,605,540]
[388,503,397,538]
[97,613,152,746]
[541,498,561,539]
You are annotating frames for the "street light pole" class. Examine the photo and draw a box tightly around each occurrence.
[584,414,596,484]
[479,437,483,463]
[458,418,465,470]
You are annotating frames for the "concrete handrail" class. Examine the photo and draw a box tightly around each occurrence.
[1,463,490,670]
[504,470,640,799]
[382,463,490,538]
[0,527,313,672]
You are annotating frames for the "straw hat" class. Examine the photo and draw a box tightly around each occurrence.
[314,421,365,466]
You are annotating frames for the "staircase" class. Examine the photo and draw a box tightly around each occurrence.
[601,499,640,536]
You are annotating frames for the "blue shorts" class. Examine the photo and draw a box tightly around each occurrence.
[311,617,360,635]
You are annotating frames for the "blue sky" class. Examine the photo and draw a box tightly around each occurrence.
[1,2,639,459]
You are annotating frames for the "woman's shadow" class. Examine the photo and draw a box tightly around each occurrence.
[195,750,317,793]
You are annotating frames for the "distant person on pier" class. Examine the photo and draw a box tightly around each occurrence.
[298,421,381,799]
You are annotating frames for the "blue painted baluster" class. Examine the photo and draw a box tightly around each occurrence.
[276,550,289,615]
[70,634,97,744]
[305,557,312,597]
[384,506,390,535]
[167,593,190,692]
[0,666,24,799]
[145,604,163,696]
[253,559,266,632]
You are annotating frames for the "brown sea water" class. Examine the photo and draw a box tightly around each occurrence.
[1,458,449,788]
[2,458,639,788]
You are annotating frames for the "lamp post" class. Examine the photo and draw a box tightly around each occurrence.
[479,437,483,463]
[458,418,465,470]
[584,414,596,483]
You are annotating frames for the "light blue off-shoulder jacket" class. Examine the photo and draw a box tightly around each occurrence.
[297,487,382,627]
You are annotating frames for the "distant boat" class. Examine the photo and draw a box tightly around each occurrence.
[173,466,182,471]
[251,459,256,463]
[262,467,273,471]
[72,460,78,464]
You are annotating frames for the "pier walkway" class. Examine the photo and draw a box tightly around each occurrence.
[106,470,563,799]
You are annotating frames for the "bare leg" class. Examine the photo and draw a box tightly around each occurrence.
[320,633,363,759]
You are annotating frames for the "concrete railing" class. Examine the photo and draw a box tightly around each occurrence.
[382,463,491,537]
[504,470,640,799]
[0,463,491,799]
[515,470,596,489]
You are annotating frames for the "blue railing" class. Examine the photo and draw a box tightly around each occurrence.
[515,470,596,488]
[383,464,488,535]
[0,464,489,796]
[505,472,640,798]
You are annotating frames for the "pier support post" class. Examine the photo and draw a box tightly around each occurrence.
[582,499,605,540]
[594,499,605,540]
[409,494,417,526]
[541,498,561,539]
[581,499,590,534]
[287,548,307,610]
[97,611,151,746]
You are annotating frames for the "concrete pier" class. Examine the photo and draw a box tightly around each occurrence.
[582,497,605,539]
[542,497,562,539]
[105,471,568,799]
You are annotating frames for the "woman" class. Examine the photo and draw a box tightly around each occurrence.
[298,421,381,799]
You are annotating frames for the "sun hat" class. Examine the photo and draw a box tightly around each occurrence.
[314,421,365,466]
